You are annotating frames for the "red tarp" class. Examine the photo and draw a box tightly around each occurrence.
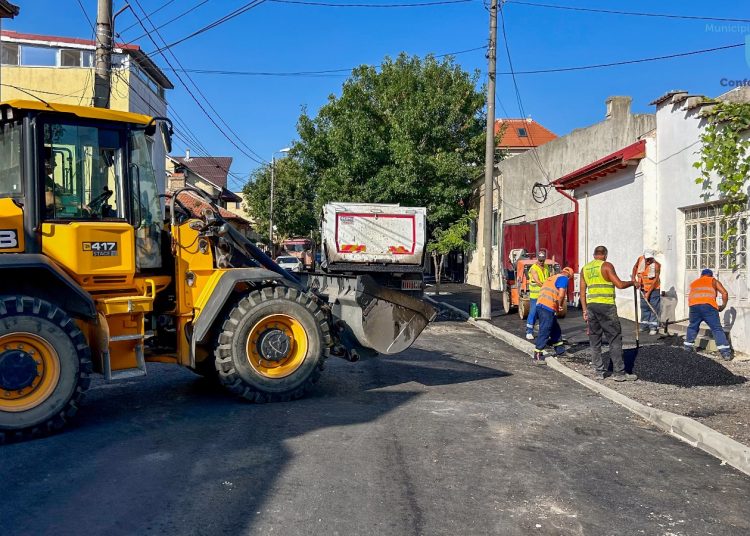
[503,211,578,272]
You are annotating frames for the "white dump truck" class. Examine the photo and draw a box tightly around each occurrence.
[321,202,427,295]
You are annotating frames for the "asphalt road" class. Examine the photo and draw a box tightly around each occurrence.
[2,321,749,536]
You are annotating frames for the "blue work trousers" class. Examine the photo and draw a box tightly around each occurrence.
[526,298,538,334]
[640,290,661,330]
[684,304,731,355]
[535,307,564,354]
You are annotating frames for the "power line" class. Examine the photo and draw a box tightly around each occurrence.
[130,0,267,166]
[505,1,750,24]
[73,0,95,29]
[497,42,744,75]
[268,0,471,7]
[118,0,176,35]
[497,3,551,187]
[124,0,210,42]
[148,0,268,56]
[159,45,487,77]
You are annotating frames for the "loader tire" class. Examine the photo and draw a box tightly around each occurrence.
[215,286,330,403]
[0,296,91,442]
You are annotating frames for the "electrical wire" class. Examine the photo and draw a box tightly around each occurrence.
[147,0,268,56]
[505,1,750,24]
[497,42,745,75]
[123,0,210,43]
[498,4,550,185]
[118,0,177,35]
[130,0,267,168]
[268,0,472,7]
[159,45,486,77]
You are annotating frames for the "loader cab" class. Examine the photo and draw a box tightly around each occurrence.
[0,100,166,285]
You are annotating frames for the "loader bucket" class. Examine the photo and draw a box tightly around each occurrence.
[311,274,438,355]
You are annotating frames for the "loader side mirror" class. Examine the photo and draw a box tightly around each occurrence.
[160,122,173,154]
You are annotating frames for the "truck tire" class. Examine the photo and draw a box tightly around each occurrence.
[0,296,91,442]
[214,286,331,403]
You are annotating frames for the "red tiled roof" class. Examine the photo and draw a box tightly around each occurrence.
[175,156,233,189]
[167,191,248,223]
[552,140,646,189]
[495,119,557,149]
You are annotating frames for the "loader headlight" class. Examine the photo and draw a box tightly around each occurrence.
[185,271,196,287]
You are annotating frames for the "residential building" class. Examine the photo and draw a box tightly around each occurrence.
[0,30,173,193]
[495,118,556,157]
[555,87,750,352]
[467,96,655,290]
[166,152,258,241]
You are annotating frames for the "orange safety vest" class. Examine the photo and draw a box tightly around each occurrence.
[688,275,718,309]
[537,274,566,313]
[636,256,660,292]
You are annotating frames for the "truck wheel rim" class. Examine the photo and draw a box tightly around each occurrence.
[246,315,309,379]
[0,333,61,412]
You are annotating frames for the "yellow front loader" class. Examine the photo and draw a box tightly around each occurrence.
[0,100,436,441]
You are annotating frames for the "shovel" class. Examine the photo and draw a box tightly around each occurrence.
[633,286,640,349]
[638,289,689,335]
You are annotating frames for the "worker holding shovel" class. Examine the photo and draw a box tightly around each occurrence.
[632,249,661,335]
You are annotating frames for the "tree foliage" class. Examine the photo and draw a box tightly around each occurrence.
[694,101,750,262]
[427,210,477,293]
[242,156,317,241]
[295,53,486,234]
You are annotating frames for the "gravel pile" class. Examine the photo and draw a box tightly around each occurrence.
[568,345,747,388]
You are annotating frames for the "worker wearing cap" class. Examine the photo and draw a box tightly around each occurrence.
[685,269,732,360]
[632,249,662,335]
[526,250,552,340]
[532,267,573,364]
[580,246,637,381]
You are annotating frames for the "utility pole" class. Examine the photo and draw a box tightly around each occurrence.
[94,0,113,108]
[479,0,498,320]
[269,156,276,250]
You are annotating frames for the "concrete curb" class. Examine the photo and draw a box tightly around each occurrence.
[427,296,750,477]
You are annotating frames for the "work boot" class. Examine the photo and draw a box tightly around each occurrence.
[553,344,565,356]
[640,325,649,333]
[649,329,658,336]
[532,351,547,365]
[721,352,733,361]
[595,371,607,380]
[525,332,534,340]
[613,373,638,382]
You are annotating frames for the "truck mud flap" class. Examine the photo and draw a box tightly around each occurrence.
[308,274,438,355]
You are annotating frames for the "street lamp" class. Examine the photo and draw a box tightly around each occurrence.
[269,147,291,251]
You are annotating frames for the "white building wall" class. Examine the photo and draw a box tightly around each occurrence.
[575,161,645,321]
[654,90,750,353]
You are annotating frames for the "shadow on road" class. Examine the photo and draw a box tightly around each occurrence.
[0,347,509,535]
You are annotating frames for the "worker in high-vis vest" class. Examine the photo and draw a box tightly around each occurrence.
[532,267,574,364]
[684,269,732,360]
[631,249,662,335]
[580,245,637,381]
[526,250,552,340]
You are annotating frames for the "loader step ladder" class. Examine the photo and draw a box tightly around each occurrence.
[96,279,158,382]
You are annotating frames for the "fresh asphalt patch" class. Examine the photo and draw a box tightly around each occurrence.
[567,345,748,388]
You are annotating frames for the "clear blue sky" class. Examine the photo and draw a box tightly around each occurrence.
[6,0,749,189]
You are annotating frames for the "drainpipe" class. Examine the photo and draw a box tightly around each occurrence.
[584,192,589,261]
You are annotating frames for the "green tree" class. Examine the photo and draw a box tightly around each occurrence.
[295,53,486,233]
[427,210,476,295]
[243,156,317,241]
[694,101,750,263]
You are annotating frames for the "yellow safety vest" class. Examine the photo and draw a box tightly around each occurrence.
[583,259,616,305]
[528,263,551,300]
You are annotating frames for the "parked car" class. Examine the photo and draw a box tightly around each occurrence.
[276,255,302,273]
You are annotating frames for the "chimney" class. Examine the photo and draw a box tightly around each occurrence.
[185,148,191,161]
[606,96,632,120]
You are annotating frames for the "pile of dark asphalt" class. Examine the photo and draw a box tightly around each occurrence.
[566,345,747,388]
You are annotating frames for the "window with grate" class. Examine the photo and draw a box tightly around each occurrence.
[685,205,747,271]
